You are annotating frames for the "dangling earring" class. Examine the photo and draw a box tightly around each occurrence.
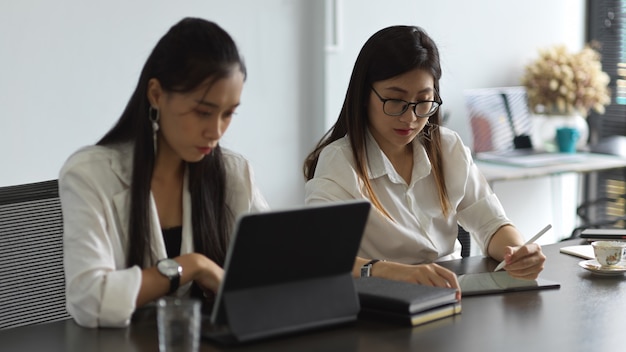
[149,106,160,155]
[420,121,438,142]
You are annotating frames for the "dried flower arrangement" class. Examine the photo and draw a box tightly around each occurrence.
[521,44,611,117]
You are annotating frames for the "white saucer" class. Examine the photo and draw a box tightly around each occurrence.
[578,259,626,276]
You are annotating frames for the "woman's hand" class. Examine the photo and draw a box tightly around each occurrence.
[137,253,223,307]
[487,225,547,280]
[501,243,546,280]
[175,253,224,293]
[189,254,224,293]
[367,261,461,300]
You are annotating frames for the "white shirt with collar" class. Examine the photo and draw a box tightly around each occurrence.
[59,143,269,328]
[305,127,512,264]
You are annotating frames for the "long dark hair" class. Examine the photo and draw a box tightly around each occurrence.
[303,25,450,217]
[98,18,245,279]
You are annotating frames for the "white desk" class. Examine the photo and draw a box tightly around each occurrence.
[474,152,626,250]
[476,152,626,183]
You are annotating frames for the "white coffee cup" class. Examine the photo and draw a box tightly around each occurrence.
[591,241,626,267]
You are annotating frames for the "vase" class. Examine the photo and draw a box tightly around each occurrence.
[530,113,589,152]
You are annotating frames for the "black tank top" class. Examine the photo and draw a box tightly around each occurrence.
[162,226,182,258]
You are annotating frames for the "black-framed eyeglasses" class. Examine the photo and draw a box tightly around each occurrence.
[371,86,442,118]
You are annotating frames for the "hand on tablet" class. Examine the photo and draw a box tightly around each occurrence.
[501,243,546,280]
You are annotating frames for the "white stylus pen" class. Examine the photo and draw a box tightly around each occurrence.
[493,224,552,272]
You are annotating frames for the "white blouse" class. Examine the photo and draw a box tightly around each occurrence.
[59,143,269,328]
[305,127,512,264]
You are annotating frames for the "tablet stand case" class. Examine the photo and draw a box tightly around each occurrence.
[221,274,358,342]
[206,201,370,344]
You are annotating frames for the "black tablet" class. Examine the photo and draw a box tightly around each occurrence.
[579,228,626,241]
[204,200,371,344]
[458,271,560,296]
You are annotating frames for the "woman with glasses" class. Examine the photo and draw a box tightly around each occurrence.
[303,25,545,295]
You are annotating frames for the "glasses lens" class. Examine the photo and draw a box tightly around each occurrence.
[383,100,408,116]
[415,101,440,117]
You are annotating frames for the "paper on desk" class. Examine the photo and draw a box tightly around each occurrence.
[559,245,594,260]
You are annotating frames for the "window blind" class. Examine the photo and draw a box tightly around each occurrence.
[585,0,626,227]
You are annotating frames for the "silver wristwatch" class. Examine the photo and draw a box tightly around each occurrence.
[157,258,183,294]
[360,259,382,277]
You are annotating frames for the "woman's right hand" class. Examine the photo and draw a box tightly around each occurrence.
[137,253,223,307]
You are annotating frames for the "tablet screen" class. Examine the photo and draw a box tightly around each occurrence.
[458,271,560,296]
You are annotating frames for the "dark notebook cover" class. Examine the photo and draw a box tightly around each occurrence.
[359,302,462,327]
[354,277,458,315]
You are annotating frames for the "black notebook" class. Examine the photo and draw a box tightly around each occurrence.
[355,277,460,326]
[358,302,462,327]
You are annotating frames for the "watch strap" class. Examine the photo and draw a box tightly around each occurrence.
[168,274,180,295]
[360,259,382,277]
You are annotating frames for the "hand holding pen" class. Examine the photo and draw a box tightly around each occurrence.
[494,224,552,273]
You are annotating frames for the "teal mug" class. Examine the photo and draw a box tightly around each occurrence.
[556,127,579,153]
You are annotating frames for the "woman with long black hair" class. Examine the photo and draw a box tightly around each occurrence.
[60,18,268,327]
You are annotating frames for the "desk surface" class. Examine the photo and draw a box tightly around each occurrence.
[476,152,626,183]
[2,240,625,352]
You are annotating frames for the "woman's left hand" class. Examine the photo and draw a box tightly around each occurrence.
[501,243,546,280]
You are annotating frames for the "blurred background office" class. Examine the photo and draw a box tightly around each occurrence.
[0,0,594,245]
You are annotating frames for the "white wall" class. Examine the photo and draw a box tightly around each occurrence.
[1,0,586,232]
[0,0,325,209]
[325,0,586,144]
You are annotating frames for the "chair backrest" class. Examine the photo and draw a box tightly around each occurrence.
[0,180,69,330]
[458,225,471,258]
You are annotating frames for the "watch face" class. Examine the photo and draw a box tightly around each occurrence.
[158,259,181,277]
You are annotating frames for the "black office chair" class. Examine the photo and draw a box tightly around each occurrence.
[569,135,626,239]
[0,180,69,330]
[458,225,471,258]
